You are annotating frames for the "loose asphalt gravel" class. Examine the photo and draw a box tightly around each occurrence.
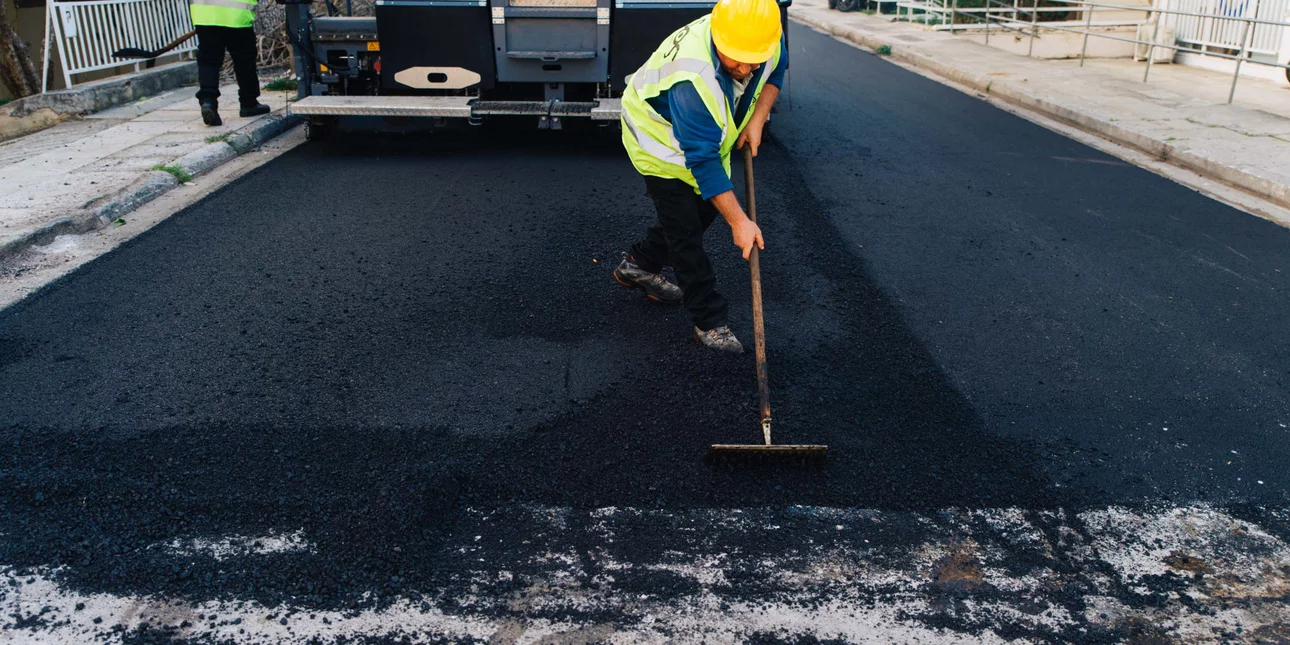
[1,22,1288,644]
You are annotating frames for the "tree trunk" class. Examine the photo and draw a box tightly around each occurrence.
[0,0,41,98]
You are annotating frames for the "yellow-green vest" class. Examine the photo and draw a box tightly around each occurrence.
[190,0,256,29]
[620,15,781,194]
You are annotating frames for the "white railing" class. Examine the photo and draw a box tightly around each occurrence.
[42,0,197,92]
[938,0,1290,101]
[1171,0,1288,56]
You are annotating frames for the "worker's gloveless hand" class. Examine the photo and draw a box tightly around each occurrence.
[732,218,765,261]
[736,122,765,158]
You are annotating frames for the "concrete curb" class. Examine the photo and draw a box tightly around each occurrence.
[790,12,1290,211]
[177,142,239,178]
[0,112,300,266]
[0,62,198,142]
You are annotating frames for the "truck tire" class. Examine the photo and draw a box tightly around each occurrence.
[836,0,861,11]
[828,0,838,8]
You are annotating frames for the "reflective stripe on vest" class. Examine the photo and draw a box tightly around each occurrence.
[620,15,781,194]
[622,109,686,167]
[190,0,256,28]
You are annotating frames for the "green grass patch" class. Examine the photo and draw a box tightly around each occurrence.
[151,164,192,183]
[876,44,893,56]
[262,77,298,92]
[205,133,231,144]
[0,98,12,107]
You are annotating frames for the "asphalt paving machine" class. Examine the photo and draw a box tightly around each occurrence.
[277,0,789,137]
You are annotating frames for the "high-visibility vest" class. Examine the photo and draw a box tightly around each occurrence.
[620,15,781,194]
[190,0,257,29]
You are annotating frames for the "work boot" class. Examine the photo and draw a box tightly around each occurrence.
[614,255,682,304]
[693,326,744,353]
[240,102,271,118]
[199,100,222,126]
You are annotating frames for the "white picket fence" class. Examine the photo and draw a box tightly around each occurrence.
[43,0,197,92]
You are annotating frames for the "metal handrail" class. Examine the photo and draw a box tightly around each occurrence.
[937,0,1290,103]
[1055,0,1288,28]
[985,11,1273,59]
[950,0,1290,26]
[957,0,1290,28]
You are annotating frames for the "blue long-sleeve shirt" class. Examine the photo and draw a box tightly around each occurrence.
[645,36,789,200]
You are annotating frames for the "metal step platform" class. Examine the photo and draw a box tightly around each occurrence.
[289,96,622,120]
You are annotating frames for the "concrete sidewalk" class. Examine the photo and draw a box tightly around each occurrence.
[790,0,1290,211]
[0,85,297,264]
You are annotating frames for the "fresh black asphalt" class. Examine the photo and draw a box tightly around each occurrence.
[2,22,1288,642]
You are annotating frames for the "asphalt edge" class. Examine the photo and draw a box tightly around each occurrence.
[0,112,300,266]
[788,12,1290,211]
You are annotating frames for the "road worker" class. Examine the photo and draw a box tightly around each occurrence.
[613,0,787,353]
[189,0,270,126]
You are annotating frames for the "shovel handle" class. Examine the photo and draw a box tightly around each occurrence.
[743,147,772,445]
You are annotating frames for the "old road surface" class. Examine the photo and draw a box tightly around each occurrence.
[3,24,1289,645]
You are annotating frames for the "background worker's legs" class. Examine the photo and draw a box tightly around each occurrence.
[631,176,728,331]
[194,27,260,107]
[224,27,262,108]
[194,26,228,104]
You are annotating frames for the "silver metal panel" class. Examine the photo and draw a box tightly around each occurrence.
[311,16,379,36]
[506,5,597,15]
[590,98,622,120]
[491,0,611,83]
[290,95,476,117]
[378,0,485,5]
[511,0,595,6]
[506,50,597,59]
[291,96,621,119]
[615,1,715,6]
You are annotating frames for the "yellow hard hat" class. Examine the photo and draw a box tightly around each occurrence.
[710,0,782,64]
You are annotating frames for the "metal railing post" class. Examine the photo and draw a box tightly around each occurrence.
[1079,0,1094,66]
[1227,11,1255,103]
[985,0,992,45]
[1028,0,1039,56]
[42,2,52,93]
[1143,4,1162,82]
[950,0,959,31]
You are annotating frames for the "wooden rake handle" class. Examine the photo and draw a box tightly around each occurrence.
[743,146,773,446]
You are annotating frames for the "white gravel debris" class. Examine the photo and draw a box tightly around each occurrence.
[3,504,1289,644]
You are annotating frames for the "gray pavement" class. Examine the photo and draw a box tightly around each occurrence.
[0,62,197,142]
[791,0,1290,210]
[0,84,293,264]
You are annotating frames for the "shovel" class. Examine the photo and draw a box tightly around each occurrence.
[113,30,196,59]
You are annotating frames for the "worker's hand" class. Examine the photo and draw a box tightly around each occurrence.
[736,122,764,158]
[731,218,765,261]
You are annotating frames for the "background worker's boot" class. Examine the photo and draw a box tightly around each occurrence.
[614,256,682,304]
[240,102,271,118]
[200,100,222,126]
[693,326,744,353]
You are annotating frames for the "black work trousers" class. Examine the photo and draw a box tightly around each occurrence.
[629,176,729,332]
[194,25,260,106]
